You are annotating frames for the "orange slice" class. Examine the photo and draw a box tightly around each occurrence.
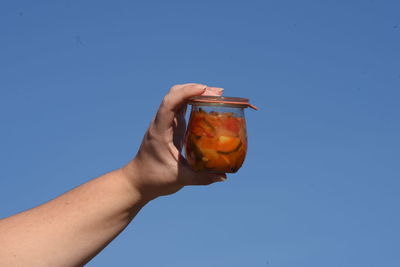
[197,136,218,150]
[217,136,241,153]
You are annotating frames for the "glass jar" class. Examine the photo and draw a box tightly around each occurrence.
[184,96,257,173]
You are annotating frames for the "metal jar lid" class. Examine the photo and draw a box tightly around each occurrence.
[188,96,258,110]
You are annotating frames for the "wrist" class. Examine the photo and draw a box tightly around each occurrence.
[120,159,157,204]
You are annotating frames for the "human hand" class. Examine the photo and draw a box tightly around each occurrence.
[123,83,227,201]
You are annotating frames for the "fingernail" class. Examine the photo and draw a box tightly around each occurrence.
[213,176,227,182]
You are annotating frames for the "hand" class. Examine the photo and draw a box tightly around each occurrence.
[123,83,227,201]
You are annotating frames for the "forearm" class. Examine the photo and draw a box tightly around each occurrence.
[0,84,226,266]
[0,167,146,267]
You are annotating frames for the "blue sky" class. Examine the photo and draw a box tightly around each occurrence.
[1,0,400,266]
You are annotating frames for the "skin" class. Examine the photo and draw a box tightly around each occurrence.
[0,84,227,267]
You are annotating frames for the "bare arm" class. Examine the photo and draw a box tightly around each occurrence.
[0,84,226,267]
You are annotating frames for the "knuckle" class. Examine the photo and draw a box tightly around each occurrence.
[162,95,171,107]
[170,85,181,93]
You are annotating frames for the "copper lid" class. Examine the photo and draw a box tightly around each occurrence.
[189,96,258,110]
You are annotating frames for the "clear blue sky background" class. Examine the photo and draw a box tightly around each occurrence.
[1,0,400,266]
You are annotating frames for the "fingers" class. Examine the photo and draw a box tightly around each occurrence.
[186,171,227,186]
[154,84,207,132]
[172,105,187,152]
[178,164,227,185]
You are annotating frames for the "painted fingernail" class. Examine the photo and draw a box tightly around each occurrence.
[199,85,207,93]
[213,176,227,182]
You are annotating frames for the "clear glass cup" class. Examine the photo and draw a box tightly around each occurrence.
[184,96,256,173]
